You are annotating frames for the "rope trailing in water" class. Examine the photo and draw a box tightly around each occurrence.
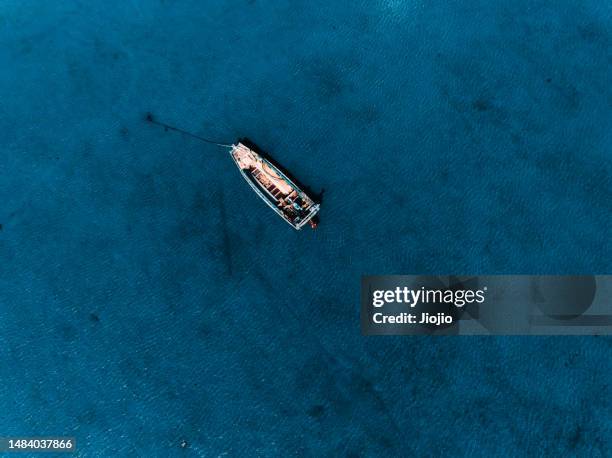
[145,113,233,148]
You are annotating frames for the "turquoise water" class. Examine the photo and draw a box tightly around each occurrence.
[0,0,610,455]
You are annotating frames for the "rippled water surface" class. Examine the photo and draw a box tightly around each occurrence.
[0,0,610,455]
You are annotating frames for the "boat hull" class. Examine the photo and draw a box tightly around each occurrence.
[230,143,320,230]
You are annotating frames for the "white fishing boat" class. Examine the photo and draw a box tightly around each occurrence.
[230,142,320,230]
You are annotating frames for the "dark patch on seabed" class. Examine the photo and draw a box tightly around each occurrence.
[0,0,610,455]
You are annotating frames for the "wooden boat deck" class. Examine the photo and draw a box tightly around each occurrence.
[230,142,319,229]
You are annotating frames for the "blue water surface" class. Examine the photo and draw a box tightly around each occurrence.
[0,0,610,456]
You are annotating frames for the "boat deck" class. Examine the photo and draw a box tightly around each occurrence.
[230,143,319,229]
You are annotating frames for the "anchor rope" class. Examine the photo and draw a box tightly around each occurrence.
[145,113,233,148]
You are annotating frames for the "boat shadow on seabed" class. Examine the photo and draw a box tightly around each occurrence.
[143,113,324,228]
